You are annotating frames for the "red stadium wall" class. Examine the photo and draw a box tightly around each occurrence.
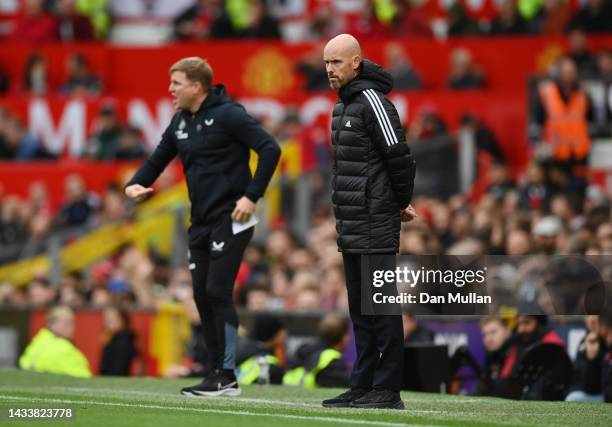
[2,37,611,96]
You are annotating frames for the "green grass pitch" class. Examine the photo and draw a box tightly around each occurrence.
[0,370,610,427]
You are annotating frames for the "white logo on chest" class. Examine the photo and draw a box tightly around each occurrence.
[205,119,214,126]
[212,241,225,252]
[345,120,351,128]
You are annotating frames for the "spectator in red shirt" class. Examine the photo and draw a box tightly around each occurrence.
[11,0,58,43]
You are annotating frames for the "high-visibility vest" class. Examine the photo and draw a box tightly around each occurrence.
[19,328,92,378]
[539,82,591,161]
[282,348,342,388]
[237,354,280,385]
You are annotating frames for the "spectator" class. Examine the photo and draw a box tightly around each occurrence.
[244,0,281,39]
[402,312,434,344]
[56,0,95,41]
[22,53,49,95]
[57,273,86,307]
[409,111,459,199]
[598,308,612,402]
[486,162,515,202]
[448,48,485,89]
[384,42,422,90]
[11,0,58,42]
[499,312,565,390]
[489,0,528,35]
[27,277,57,308]
[535,57,594,177]
[475,316,512,396]
[447,3,481,36]
[76,0,111,39]
[529,0,573,35]
[54,174,99,228]
[85,104,122,160]
[506,228,533,255]
[100,307,137,376]
[566,315,607,401]
[173,0,223,40]
[114,126,146,160]
[0,196,28,246]
[0,66,8,94]
[296,45,329,92]
[61,53,102,96]
[237,313,287,385]
[19,306,92,377]
[567,28,599,78]
[568,0,612,34]
[283,314,350,388]
[0,116,50,161]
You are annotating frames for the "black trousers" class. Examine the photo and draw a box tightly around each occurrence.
[189,216,253,372]
[342,252,404,391]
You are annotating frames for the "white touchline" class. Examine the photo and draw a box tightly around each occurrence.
[0,395,442,427]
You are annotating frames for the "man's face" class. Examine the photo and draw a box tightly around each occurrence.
[323,47,359,90]
[482,320,510,352]
[169,71,201,110]
[516,316,539,341]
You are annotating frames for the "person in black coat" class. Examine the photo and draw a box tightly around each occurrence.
[100,307,136,376]
[321,34,417,410]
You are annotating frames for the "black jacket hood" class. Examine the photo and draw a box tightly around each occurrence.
[339,59,393,102]
[197,83,231,111]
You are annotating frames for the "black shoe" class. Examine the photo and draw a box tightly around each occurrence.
[350,389,404,409]
[181,370,241,397]
[322,388,370,408]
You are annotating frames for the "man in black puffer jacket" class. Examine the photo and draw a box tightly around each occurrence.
[321,34,417,410]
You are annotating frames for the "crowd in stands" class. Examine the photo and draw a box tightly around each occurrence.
[1,0,611,43]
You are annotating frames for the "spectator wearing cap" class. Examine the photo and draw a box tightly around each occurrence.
[236,314,286,385]
[499,309,565,385]
[533,216,563,254]
[19,306,92,377]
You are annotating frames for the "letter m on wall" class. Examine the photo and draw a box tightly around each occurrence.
[29,99,86,157]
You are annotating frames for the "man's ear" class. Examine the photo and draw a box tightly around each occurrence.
[352,56,362,71]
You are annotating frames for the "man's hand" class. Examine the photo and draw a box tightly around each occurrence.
[400,204,418,222]
[232,196,256,224]
[125,184,154,202]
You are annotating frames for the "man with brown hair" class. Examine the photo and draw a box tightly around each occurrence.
[125,56,280,396]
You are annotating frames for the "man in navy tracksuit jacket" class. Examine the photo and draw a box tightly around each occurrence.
[125,57,280,396]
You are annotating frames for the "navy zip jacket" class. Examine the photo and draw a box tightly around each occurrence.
[127,84,281,230]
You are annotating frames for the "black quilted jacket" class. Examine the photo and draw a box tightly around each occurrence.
[331,60,416,253]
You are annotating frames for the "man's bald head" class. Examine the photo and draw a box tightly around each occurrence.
[323,34,362,89]
[325,34,362,58]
